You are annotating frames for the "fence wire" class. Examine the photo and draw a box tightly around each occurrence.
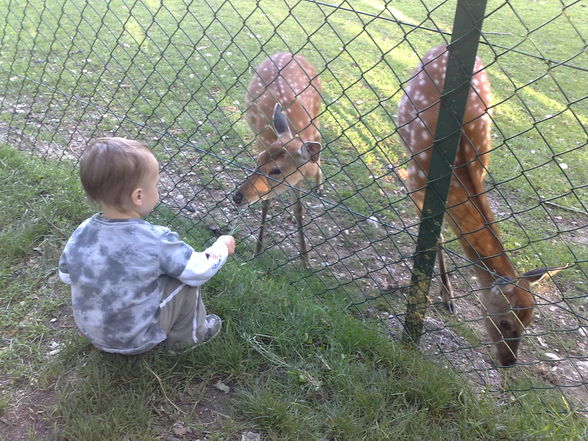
[1,0,586,414]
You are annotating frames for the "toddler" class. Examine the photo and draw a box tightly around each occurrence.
[59,137,235,354]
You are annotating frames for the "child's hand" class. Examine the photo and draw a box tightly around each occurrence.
[218,235,236,255]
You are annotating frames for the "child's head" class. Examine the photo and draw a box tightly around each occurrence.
[80,137,160,216]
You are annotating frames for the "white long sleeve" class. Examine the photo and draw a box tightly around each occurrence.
[176,239,229,287]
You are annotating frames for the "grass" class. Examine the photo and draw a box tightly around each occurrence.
[1,0,587,438]
[2,1,585,186]
[1,145,588,440]
[0,147,88,388]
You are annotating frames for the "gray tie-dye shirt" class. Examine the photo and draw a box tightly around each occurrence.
[59,214,228,354]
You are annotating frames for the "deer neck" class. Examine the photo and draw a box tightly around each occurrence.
[446,191,519,289]
[455,228,518,289]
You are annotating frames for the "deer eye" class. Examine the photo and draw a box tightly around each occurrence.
[268,168,281,176]
[499,319,513,331]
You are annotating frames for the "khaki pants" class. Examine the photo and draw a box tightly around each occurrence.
[158,277,209,347]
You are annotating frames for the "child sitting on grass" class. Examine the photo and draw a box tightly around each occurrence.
[58,137,235,354]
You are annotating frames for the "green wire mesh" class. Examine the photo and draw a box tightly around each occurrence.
[1,0,586,414]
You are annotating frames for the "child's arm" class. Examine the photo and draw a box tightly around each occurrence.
[161,235,234,287]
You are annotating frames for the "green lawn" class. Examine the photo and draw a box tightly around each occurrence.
[1,143,586,441]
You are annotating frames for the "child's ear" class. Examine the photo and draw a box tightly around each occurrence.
[131,187,143,206]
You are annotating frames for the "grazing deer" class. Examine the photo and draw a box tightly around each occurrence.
[397,44,565,366]
[233,52,323,269]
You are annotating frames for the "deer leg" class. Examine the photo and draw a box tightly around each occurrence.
[437,233,456,313]
[255,199,270,257]
[291,188,310,269]
[315,159,324,195]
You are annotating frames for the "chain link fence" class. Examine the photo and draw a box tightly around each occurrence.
[1,0,586,413]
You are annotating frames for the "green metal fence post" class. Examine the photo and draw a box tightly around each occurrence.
[403,0,489,344]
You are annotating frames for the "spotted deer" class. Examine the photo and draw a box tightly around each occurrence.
[232,52,323,268]
[397,44,565,366]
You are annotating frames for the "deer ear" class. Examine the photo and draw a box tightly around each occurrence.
[300,142,321,162]
[522,264,568,285]
[273,103,292,139]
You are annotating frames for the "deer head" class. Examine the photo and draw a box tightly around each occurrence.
[233,103,321,206]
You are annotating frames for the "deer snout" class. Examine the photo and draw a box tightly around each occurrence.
[499,355,518,367]
[485,315,523,367]
[496,336,521,367]
[233,173,271,206]
[233,190,245,206]
[496,344,519,366]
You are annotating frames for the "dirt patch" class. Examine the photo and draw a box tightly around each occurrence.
[0,388,56,441]
[153,380,235,440]
[382,313,505,394]
[375,275,588,412]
